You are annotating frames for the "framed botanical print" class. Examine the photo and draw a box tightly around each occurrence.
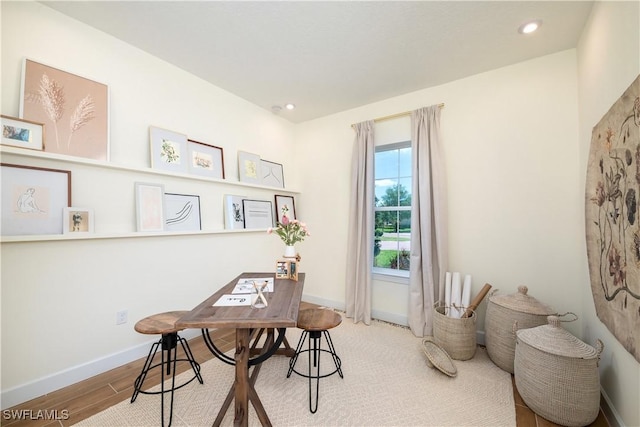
[149,126,188,174]
[1,115,44,151]
[237,151,261,184]
[224,194,246,229]
[1,163,71,235]
[274,194,296,221]
[187,139,225,179]
[20,58,109,160]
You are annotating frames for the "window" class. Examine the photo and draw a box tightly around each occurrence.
[373,141,411,277]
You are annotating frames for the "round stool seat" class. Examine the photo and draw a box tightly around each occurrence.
[134,311,188,335]
[297,308,342,331]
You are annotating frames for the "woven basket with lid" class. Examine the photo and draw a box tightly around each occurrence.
[485,285,555,373]
[514,316,603,427]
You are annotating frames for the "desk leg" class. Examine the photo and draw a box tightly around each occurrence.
[234,328,250,427]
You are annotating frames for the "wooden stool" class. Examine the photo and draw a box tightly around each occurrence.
[131,311,203,427]
[287,308,343,413]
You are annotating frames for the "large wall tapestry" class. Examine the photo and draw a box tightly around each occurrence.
[585,74,639,363]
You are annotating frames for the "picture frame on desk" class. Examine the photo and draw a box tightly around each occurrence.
[20,58,109,161]
[0,163,71,236]
[275,259,299,281]
[165,193,201,232]
[1,115,45,151]
[149,126,188,174]
[238,151,261,184]
[187,139,225,179]
[261,159,284,188]
[63,207,94,234]
[242,199,273,229]
[135,182,165,232]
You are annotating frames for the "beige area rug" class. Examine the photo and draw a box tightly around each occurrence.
[76,317,515,426]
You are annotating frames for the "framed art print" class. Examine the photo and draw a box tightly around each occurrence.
[242,199,273,229]
[237,151,261,184]
[224,194,246,229]
[1,115,44,151]
[261,159,284,188]
[165,193,201,232]
[20,58,109,160]
[149,126,188,174]
[274,194,296,221]
[187,139,225,179]
[63,207,94,234]
[135,182,165,232]
[1,163,71,236]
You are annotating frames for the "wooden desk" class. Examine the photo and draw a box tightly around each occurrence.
[176,272,305,427]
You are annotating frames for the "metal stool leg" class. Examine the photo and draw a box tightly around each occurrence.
[322,330,343,378]
[308,330,321,414]
[287,330,308,378]
[178,336,204,384]
[131,339,161,403]
[160,333,178,427]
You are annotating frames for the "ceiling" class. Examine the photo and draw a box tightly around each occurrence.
[41,1,594,123]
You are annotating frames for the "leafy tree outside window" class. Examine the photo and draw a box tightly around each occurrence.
[374,141,411,276]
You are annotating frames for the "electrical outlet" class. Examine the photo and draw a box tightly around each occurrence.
[116,310,128,325]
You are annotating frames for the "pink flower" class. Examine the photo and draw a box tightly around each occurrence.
[267,227,273,234]
[281,215,290,225]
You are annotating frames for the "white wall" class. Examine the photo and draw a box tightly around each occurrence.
[296,50,583,338]
[1,1,296,407]
[577,2,640,426]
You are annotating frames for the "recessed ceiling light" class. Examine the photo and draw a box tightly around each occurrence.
[285,103,296,110]
[518,20,542,34]
[271,105,282,114]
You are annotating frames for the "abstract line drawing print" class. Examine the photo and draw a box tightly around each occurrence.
[166,201,193,225]
[14,186,48,218]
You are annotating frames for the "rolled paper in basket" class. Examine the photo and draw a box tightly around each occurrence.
[461,275,472,309]
[450,272,462,318]
[462,283,492,318]
[445,272,452,316]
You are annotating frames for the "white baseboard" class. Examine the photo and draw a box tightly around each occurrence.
[600,387,624,427]
[0,329,200,410]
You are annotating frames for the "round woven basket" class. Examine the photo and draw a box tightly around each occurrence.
[432,304,476,360]
[485,286,555,373]
[515,316,603,427]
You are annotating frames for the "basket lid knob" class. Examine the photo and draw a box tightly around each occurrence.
[547,315,561,327]
[517,285,528,295]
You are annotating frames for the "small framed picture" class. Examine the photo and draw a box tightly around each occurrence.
[1,163,71,236]
[224,194,246,229]
[289,259,299,281]
[135,182,165,232]
[274,194,296,221]
[238,151,261,184]
[149,126,188,173]
[242,199,273,229]
[165,193,201,232]
[275,260,289,279]
[187,139,225,179]
[1,115,45,151]
[63,207,94,234]
[261,159,284,188]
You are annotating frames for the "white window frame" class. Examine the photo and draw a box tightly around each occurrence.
[373,141,411,281]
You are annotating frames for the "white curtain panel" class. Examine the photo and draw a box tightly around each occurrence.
[408,105,448,337]
[345,120,375,325]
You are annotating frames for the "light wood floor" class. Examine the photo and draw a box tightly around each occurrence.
[3,302,610,427]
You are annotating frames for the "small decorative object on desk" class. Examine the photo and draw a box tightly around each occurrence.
[251,281,269,308]
[267,204,310,259]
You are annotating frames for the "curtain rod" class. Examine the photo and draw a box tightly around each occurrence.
[351,103,445,128]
